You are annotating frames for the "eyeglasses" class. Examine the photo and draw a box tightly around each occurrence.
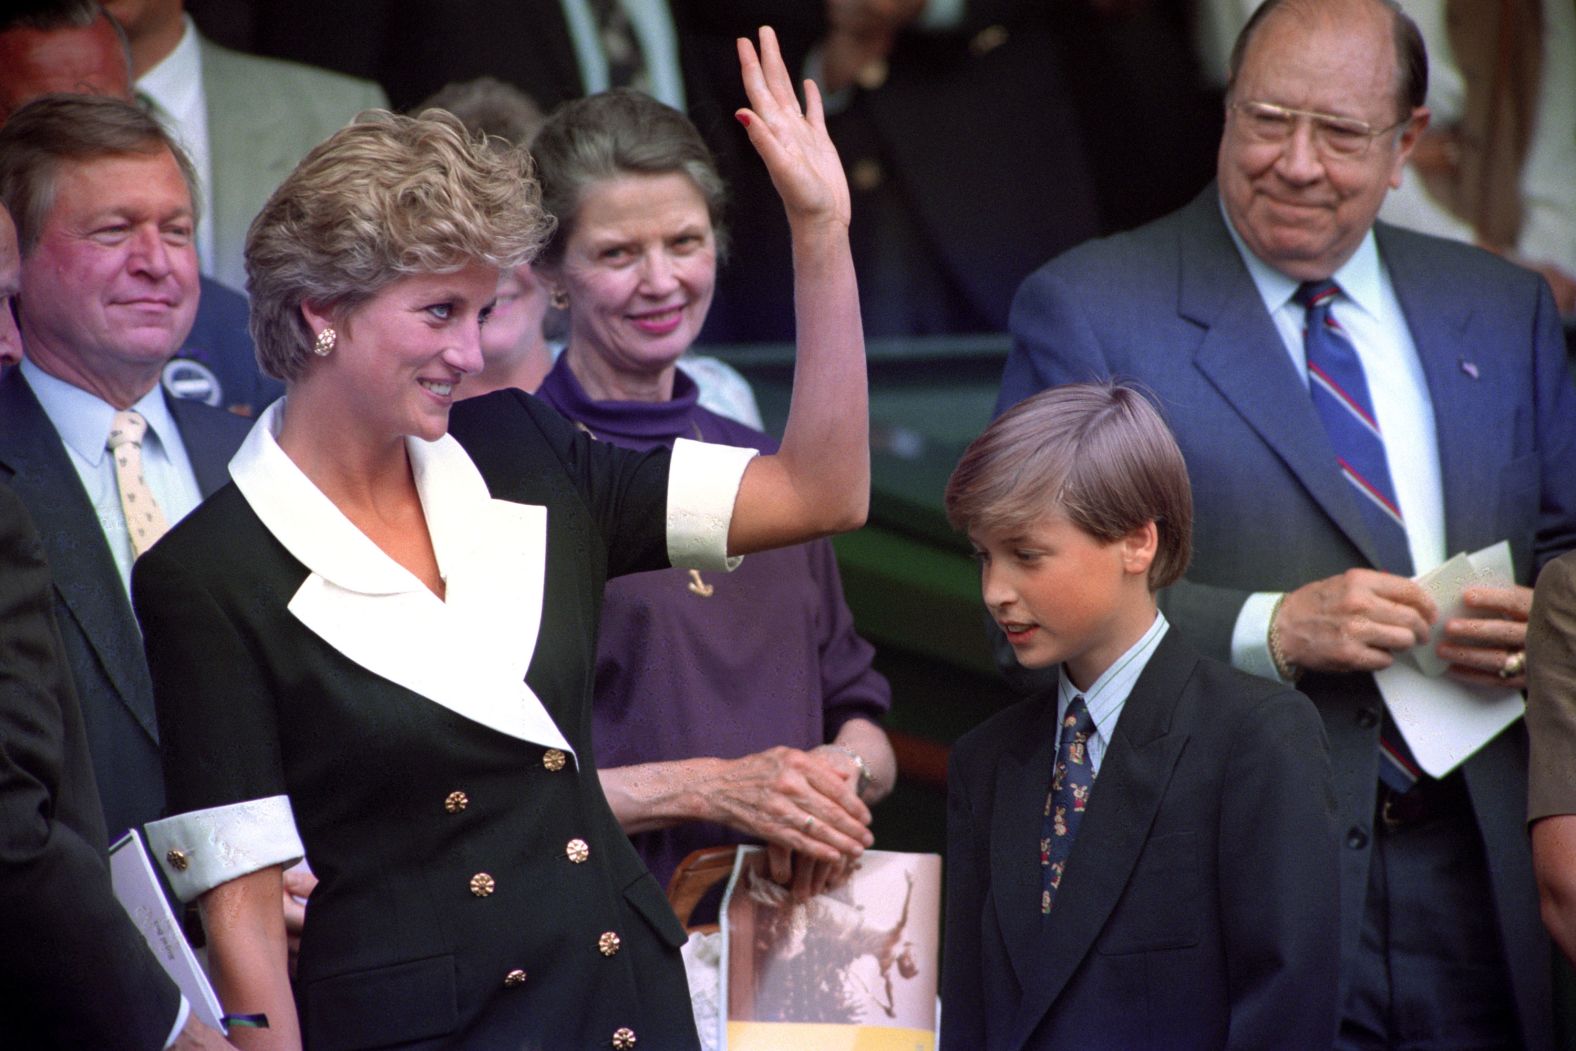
[1229,100,1407,159]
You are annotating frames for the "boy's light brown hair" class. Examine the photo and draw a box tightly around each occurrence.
[945,382,1193,590]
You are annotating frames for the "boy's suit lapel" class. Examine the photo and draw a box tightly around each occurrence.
[1004,633,1196,1048]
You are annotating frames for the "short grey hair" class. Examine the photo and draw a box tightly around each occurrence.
[530,88,728,268]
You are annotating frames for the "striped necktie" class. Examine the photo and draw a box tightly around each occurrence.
[1297,280,1413,578]
[1041,695,1096,915]
[588,0,650,93]
[1297,280,1422,793]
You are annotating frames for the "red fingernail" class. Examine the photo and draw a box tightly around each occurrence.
[736,112,751,128]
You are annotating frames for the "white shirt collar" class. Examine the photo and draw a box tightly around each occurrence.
[135,16,204,129]
[1219,195,1386,322]
[21,357,180,467]
[1057,610,1169,754]
[228,401,574,757]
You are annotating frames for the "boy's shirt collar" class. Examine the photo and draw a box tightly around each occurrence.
[1056,611,1169,774]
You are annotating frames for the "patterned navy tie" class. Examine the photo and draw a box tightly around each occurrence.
[1297,280,1421,793]
[1041,695,1096,915]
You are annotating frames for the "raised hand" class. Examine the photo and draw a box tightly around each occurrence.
[735,27,851,232]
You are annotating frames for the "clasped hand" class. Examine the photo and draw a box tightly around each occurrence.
[1275,568,1530,688]
[706,745,872,900]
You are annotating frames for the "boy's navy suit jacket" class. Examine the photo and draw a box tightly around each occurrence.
[941,629,1340,1050]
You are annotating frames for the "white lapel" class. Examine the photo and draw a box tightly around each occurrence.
[229,402,573,760]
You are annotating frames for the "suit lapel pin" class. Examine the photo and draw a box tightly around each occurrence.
[1459,357,1479,380]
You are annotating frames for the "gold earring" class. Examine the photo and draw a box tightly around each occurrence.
[313,327,337,356]
[549,288,569,310]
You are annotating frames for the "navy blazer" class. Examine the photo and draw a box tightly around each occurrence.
[941,631,1340,1050]
[998,187,1576,1049]
[0,367,250,839]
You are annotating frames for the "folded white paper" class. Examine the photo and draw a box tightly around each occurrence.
[1379,540,1522,778]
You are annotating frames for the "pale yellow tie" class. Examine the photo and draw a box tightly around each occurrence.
[107,409,171,558]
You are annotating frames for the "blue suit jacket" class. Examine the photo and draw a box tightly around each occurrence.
[0,368,250,840]
[998,187,1576,1050]
[941,631,1340,1050]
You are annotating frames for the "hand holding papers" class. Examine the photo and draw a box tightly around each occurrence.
[1378,541,1524,778]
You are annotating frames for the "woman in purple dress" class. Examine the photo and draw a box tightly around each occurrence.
[529,88,897,903]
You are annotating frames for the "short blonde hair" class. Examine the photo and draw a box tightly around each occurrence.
[246,108,551,381]
[946,383,1193,591]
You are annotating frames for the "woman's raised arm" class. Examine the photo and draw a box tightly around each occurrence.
[726,27,869,555]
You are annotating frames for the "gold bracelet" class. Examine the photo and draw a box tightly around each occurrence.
[1268,593,1302,683]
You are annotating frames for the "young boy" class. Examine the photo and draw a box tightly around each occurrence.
[940,383,1339,1051]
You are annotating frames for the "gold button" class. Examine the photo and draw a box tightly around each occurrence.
[850,158,883,192]
[970,24,1009,57]
[855,57,888,90]
[612,1028,637,1050]
[166,849,189,871]
[469,872,496,897]
[542,748,567,772]
[598,930,621,957]
[444,791,469,813]
[566,838,590,864]
[503,968,527,988]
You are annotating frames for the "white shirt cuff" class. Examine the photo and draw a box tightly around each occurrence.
[145,795,305,902]
[1232,591,1288,683]
[666,437,756,571]
[162,996,191,1049]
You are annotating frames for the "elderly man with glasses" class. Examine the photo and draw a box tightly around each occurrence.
[993,0,1576,1047]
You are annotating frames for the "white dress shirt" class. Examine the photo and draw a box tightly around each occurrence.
[20,359,203,595]
[134,17,215,276]
[1056,612,1170,773]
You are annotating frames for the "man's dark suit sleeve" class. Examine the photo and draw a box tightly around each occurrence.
[0,484,179,1049]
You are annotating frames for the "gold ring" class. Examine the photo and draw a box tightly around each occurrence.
[1499,650,1526,679]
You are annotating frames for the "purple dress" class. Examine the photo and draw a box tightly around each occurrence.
[536,356,892,891]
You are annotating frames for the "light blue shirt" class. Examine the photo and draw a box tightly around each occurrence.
[1056,611,1170,774]
[1219,203,1447,681]
[21,359,203,596]
[559,0,685,110]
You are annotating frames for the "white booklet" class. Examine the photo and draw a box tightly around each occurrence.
[109,831,226,1032]
[1377,540,1524,778]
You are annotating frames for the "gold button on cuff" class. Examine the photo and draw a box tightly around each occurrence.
[503,968,527,988]
[598,931,621,957]
[542,748,567,772]
[566,838,590,864]
[166,849,189,871]
[469,872,496,897]
[612,1027,637,1050]
[444,791,469,813]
